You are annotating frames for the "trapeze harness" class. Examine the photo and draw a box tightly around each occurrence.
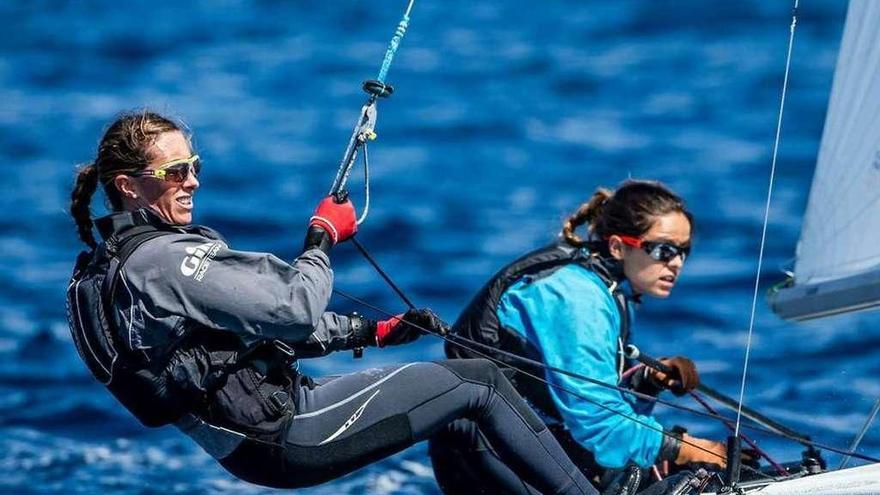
[66,211,297,444]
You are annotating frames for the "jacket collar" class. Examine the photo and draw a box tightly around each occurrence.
[94,208,181,241]
[578,247,642,304]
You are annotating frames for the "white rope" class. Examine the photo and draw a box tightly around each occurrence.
[357,143,371,225]
[734,0,800,439]
[839,398,880,469]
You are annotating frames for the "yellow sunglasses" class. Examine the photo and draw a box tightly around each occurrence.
[133,155,201,183]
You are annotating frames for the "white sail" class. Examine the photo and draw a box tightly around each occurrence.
[770,0,880,320]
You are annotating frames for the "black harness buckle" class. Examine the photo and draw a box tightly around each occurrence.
[271,340,296,363]
[267,390,291,415]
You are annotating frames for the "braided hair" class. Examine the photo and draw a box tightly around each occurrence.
[70,111,183,249]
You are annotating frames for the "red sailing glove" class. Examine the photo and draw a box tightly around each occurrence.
[650,356,700,396]
[309,196,357,244]
[375,308,448,347]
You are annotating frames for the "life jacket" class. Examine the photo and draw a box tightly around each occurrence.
[66,210,295,440]
[446,242,632,422]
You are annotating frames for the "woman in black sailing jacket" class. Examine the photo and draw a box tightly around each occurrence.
[430,180,730,494]
[65,110,601,494]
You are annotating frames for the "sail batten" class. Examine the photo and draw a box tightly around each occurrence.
[770,0,880,320]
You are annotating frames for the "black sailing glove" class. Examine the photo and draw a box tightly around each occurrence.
[303,226,333,254]
[375,308,449,347]
[630,366,664,397]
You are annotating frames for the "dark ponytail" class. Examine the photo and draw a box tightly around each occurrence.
[561,179,693,253]
[561,188,612,248]
[70,164,100,250]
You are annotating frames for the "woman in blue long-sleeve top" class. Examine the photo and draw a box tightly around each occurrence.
[430,180,728,494]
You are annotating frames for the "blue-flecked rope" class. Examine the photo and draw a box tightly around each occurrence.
[376,0,414,83]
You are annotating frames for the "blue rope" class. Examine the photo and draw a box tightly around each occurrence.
[377,13,410,83]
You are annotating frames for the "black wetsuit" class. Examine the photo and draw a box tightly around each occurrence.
[221,359,596,493]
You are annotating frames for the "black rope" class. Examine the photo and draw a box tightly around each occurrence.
[334,241,780,435]
[350,237,416,309]
[331,285,880,466]
[333,288,781,480]
[338,242,880,465]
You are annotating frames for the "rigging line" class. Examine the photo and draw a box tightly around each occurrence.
[403,0,415,17]
[331,0,412,202]
[339,235,880,461]
[377,0,415,83]
[333,287,747,429]
[330,289,770,476]
[735,0,799,440]
[689,391,788,477]
[838,398,880,469]
[356,142,371,225]
[340,242,726,423]
[340,246,782,434]
[349,237,417,309]
[627,345,812,444]
[331,287,880,464]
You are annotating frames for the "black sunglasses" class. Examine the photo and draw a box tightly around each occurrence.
[618,235,690,263]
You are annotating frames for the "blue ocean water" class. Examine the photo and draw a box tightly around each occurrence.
[1,0,877,493]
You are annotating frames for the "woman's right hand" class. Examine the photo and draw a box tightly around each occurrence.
[648,356,700,396]
[375,308,449,347]
[675,433,728,469]
[309,195,357,244]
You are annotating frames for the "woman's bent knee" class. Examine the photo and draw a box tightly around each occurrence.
[436,358,504,385]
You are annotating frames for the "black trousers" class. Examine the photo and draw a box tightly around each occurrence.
[220,359,597,494]
[431,416,548,495]
[428,418,700,495]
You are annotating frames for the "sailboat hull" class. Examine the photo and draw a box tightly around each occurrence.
[705,463,880,494]
[769,269,880,321]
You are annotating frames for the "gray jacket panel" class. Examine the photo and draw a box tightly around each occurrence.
[115,230,353,355]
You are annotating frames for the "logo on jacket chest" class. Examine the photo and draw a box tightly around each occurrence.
[180,242,221,281]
